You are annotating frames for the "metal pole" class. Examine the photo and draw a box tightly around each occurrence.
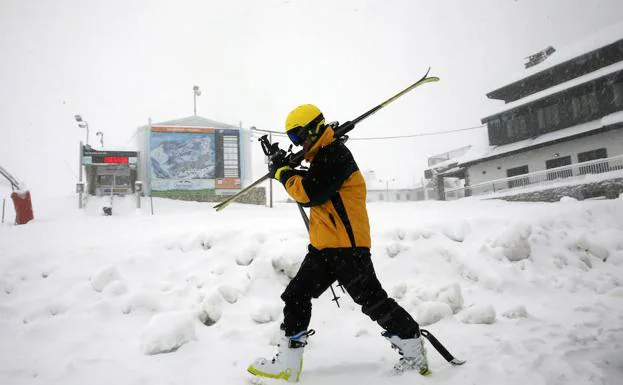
[194,93,197,116]
[1,198,5,223]
[79,141,84,209]
[150,195,154,215]
[269,132,273,208]
[147,118,152,197]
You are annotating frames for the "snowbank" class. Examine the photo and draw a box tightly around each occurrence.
[0,196,622,385]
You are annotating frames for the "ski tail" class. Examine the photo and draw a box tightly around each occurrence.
[420,329,465,365]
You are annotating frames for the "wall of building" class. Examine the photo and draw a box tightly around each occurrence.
[497,178,623,202]
[152,186,266,205]
[467,128,623,186]
[366,189,428,202]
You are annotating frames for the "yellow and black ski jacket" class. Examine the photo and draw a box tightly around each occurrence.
[278,127,371,250]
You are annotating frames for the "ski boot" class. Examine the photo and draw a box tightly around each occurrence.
[248,330,315,383]
[382,331,429,375]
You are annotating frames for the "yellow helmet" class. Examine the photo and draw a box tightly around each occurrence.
[284,104,325,146]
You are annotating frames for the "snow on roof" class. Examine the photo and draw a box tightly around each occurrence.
[84,145,138,153]
[462,110,623,165]
[427,143,488,171]
[149,116,239,129]
[505,20,623,84]
[485,60,623,119]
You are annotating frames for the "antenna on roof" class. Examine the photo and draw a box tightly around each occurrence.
[524,46,556,69]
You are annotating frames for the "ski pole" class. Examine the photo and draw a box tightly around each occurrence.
[213,68,439,211]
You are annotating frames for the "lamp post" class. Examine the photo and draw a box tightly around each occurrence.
[96,131,104,148]
[74,114,89,145]
[193,85,202,116]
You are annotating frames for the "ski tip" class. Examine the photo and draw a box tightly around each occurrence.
[450,358,466,366]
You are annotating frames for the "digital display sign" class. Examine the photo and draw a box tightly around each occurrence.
[82,148,137,166]
[103,156,129,164]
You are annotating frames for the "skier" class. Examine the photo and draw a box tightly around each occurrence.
[247,104,429,382]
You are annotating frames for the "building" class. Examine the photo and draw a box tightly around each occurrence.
[363,170,433,202]
[136,116,254,201]
[429,22,623,200]
[81,145,139,196]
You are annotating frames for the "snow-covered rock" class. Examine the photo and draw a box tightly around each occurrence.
[501,305,529,319]
[491,223,532,262]
[460,304,496,324]
[435,283,464,313]
[218,285,240,304]
[141,311,196,355]
[198,291,223,326]
[102,280,128,297]
[90,266,122,293]
[271,254,302,279]
[121,290,162,314]
[386,242,407,258]
[250,301,281,324]
[413,301,453,326]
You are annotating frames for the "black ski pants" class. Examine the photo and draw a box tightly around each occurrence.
[281,245,420,339]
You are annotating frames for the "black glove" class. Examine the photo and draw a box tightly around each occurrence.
[268,151,291,179]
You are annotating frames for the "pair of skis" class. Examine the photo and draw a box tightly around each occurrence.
[213,67,440,212]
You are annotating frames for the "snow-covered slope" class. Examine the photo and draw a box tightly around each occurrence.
[1,195,622,385]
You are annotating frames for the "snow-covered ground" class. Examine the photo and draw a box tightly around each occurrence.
[1,195,623,385]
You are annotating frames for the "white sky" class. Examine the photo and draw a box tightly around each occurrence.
[1,0,622,197]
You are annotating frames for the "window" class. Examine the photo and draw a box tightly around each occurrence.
[536,108,546,130]
[543,104,560,128]
[115,175,131,186]
[223,135,239,178]
[506,165,529,188]
[536,104,560,133]
[613,83,623,108]
[503,115,529,141]
[545,156,572,180]
[489,118,502,131]
[488,118,503,144]
[571,92,599,119]
[578,148,609,175]
[97,175,114,186]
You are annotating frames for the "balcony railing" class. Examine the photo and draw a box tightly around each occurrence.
[445,154,623,199]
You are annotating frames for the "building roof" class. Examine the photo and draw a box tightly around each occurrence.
[505,20,623,87]
[146,116,240,129]
[483,60,623,121]
[462,110,623,166]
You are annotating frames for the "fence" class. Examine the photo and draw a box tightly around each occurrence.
[445,154,623,199]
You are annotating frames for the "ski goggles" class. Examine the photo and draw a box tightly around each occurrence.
[287,114,325,146]
[287,126,307,146]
